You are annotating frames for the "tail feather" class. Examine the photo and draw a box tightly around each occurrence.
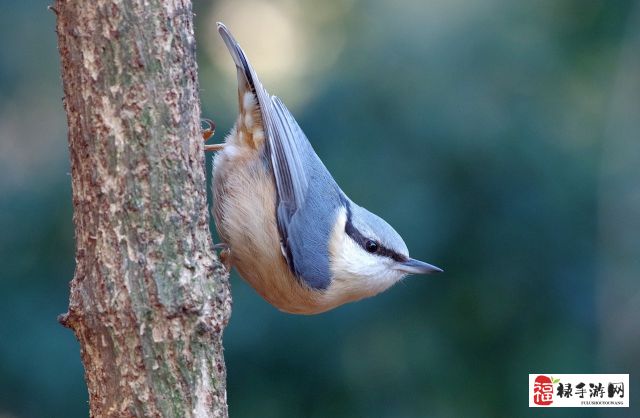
[217,23,256,96]
[217,22,273,114]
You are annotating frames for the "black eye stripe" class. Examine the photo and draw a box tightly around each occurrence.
[343,201,407,263]
[375,243,406,262]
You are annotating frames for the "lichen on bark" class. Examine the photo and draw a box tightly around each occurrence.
[54,0,231,416]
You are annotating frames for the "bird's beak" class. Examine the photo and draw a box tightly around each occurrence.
[395,258,443,275]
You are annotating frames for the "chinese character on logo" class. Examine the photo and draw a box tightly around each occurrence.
[575,382,586,398]
[533,375,554,405]
[589,383,605,398]
[556,383,573,398]
[608,382,624,398]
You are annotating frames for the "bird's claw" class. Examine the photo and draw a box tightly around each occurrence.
[201,118,216,140]
[202,118,224,152]
[214,243,231,271]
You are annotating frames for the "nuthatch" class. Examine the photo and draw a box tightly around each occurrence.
[206,23,442,314]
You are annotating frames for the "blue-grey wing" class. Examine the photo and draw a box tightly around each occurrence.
[269,97,310,232]
[218,23,341,289]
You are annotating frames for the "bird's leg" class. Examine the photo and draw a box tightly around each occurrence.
[214,243,232,271]
[202,118,224,152]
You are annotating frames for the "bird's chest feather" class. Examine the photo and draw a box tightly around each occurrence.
[210,123,320,313]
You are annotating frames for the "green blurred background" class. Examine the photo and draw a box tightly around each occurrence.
[1,0,638,417]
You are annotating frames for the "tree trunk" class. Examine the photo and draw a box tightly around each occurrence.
[54,0,231,416]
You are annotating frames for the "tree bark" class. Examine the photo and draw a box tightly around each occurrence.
[54,1,231,416]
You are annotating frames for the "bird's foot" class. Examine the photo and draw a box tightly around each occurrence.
[202,118,224,152]
[214,243,232,271]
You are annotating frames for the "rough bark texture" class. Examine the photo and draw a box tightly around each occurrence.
[54,0,231,416]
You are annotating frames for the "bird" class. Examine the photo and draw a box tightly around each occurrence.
[205,22,442,315]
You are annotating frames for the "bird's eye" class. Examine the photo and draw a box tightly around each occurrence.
[365,240,379,253]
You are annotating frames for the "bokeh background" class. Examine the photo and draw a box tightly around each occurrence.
[1,0,639,417]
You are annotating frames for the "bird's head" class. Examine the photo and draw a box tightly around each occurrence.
[326,201,442,300]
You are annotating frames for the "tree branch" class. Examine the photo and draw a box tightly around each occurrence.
[54,0,231,416]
